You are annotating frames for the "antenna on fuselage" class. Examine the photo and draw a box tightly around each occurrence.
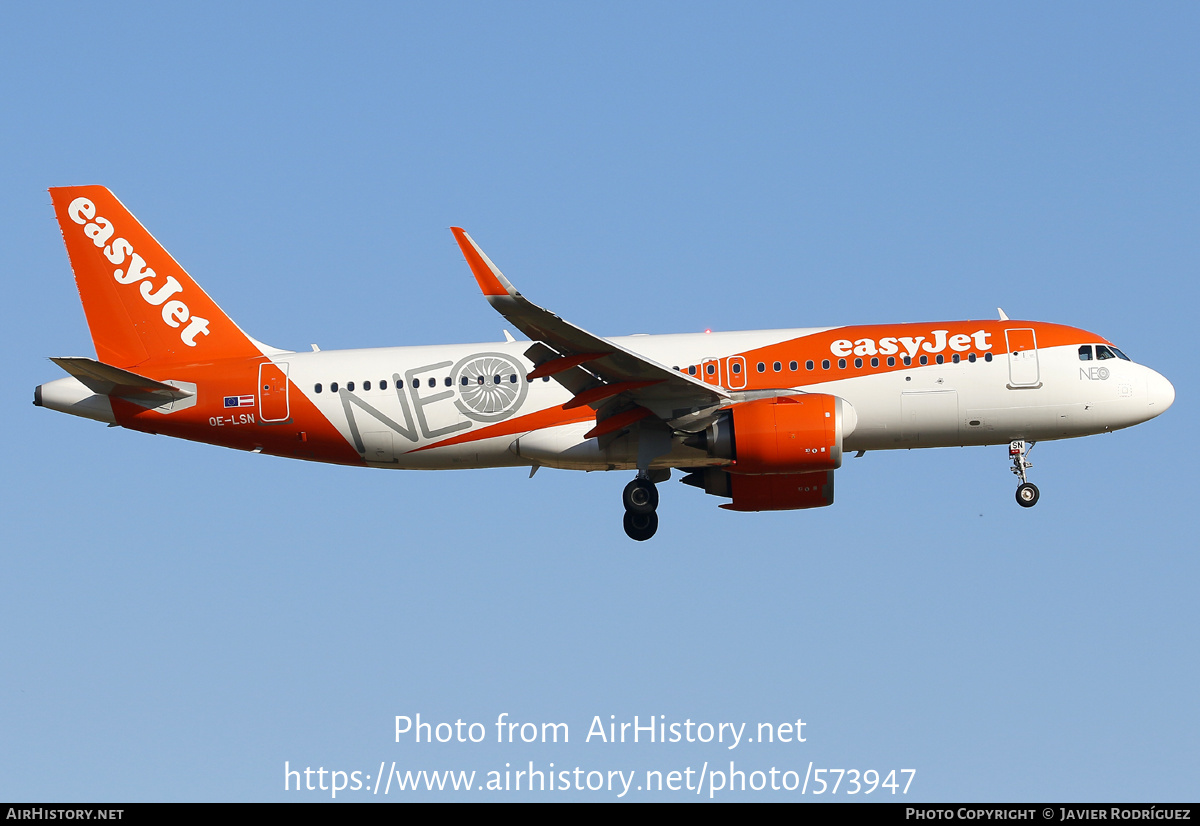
[997,308,1010,321]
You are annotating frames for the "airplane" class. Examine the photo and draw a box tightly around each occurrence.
[35,186,1175,541]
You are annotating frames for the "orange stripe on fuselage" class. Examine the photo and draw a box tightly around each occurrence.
[684,321,1105,390]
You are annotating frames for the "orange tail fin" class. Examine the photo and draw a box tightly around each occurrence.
[49,186,264,369]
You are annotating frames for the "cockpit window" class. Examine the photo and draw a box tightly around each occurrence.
[1096,345,1116,360]
[1078,345,1092,361]
[1111,347,1131,361]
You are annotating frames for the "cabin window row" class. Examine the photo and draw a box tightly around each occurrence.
[312,374,536,394]
[680,352,993,376]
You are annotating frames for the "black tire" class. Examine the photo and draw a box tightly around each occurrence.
[622,478,659,514]
[1016,483,1040,508]
[623,510,659,541]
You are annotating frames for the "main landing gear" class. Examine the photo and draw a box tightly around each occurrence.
[622,475,660,541]
[1009,440,1039,508]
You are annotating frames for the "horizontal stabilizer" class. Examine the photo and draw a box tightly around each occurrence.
[50,357,193,404]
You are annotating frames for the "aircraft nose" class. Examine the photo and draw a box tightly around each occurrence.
[1146,369,1175,417]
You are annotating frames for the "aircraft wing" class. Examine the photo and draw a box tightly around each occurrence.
[451,228,728,433]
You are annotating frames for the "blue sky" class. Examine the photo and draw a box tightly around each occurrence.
[2,2,1196,801]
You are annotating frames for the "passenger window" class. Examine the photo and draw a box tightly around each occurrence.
[543,376,550,382]
[773,361,782,372]
[461,376,469,386]
[968,353,977,363]
[854,358,862,368]
[757,362,766,373]
[871,357,879,367]
[477,376,485,385]
[838,358,846,369]
[805,360,814,370]
[789,361,798,371]
[887,357,895,367]
[1078,345,1093,361]
[706,364,716,375]
[364,380,372,391]
[447,377,454,387]
[936,354,944,364]
[919,355,928,365]
[984,353,993,362]
[688,365,697,376]
[903,356,912,366]
[509,375,517,384]
[314,383,322,394]
[821,359,830,370]
[731,362,742,374]
[951,354,959,364]
[413,378,420,388]
[381,380,388,390]
[330,382,338,392]
[1096,345,1116,360]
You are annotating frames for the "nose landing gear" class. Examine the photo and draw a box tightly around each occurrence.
[1009,440,1039,508]
[622,475,660,540]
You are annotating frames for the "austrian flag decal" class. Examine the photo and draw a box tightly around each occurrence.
[224,395,255,408]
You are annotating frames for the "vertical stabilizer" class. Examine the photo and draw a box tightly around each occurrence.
[49,186,263,369]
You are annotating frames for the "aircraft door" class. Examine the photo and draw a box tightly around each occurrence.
[701,357,722,387]
[1005,329,1040,388]
[726,356,747,390]
[258,361,290,421]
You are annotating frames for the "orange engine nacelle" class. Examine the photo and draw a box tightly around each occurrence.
[680,395,854,512]
[731,394,842,473]
[687,394,855,474]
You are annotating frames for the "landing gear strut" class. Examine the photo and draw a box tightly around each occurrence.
[1009,440,1039,508]
[622,475,659,540]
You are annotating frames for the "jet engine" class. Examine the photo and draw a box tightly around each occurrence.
[680,394,855,512]
[683,394,856,473]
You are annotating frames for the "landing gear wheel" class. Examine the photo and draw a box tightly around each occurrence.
[1008,441,1039,508]
[623,510,659,541]
[622,478,659,515]
[1016,483,1040,508]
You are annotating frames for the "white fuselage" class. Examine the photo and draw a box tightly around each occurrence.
[271,327,1172,472]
